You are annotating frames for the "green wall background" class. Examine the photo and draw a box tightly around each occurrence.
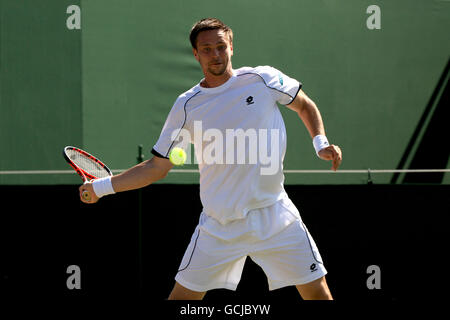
[1,0,449,184]
[0,0,81,184]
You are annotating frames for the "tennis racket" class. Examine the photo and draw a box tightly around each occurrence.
[63,146,113,201]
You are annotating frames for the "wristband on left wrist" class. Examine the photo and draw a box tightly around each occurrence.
[313,135,330,157]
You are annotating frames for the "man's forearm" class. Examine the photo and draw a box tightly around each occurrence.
[297,98,326,138]
[111,158,169,193]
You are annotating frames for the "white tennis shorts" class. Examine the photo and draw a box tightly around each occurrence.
[175,196,327,292]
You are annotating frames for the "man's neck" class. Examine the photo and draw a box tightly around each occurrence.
[201,69,233,88]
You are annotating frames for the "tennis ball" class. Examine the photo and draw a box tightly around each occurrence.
[169,147,187,166]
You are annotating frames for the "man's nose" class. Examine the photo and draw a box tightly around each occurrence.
[212,48,220,57]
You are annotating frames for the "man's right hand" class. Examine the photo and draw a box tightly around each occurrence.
[79,181,99,204]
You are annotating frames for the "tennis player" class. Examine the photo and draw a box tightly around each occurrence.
[80,18,342,300]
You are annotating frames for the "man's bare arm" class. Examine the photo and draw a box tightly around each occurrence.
[286,89,325,138]
[79,155,173,203]
[286,89,342,171]
[112,156,173,192]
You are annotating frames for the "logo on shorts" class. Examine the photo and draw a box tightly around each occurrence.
[310,263,317,272]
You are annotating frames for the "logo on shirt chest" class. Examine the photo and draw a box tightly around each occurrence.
[245,96,254,106]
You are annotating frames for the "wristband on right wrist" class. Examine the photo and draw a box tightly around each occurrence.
[92,176,115,198]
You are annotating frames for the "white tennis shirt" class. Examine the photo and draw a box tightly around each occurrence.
[152,66,301,225]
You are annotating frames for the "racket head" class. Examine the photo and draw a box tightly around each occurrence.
[63,146,112,182]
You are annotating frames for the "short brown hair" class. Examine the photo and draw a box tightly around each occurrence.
[189,18,233,49]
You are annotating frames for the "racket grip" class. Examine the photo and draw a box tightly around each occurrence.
[82,190,91,201]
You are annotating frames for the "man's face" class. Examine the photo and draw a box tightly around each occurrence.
[193,29,233,77]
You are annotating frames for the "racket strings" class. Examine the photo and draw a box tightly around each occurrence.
[67,150,110,178]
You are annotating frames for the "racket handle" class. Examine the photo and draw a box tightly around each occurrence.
[82,190,91,201]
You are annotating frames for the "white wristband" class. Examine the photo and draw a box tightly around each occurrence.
[313,135,330,156]
[92,176,115,198]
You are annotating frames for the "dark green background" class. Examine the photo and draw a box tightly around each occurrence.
[1,0,449,184]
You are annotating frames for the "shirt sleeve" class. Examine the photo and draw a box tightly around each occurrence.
[151,96,188,159]
[254,66,302,105]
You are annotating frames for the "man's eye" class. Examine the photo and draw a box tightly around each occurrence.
[203,48,211,53]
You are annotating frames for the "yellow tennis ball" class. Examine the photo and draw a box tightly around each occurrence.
[169,147,187,166]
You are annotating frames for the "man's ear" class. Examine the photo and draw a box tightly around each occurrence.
[193,48,200,62]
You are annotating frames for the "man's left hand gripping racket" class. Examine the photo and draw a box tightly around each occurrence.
[63,146,112,201]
